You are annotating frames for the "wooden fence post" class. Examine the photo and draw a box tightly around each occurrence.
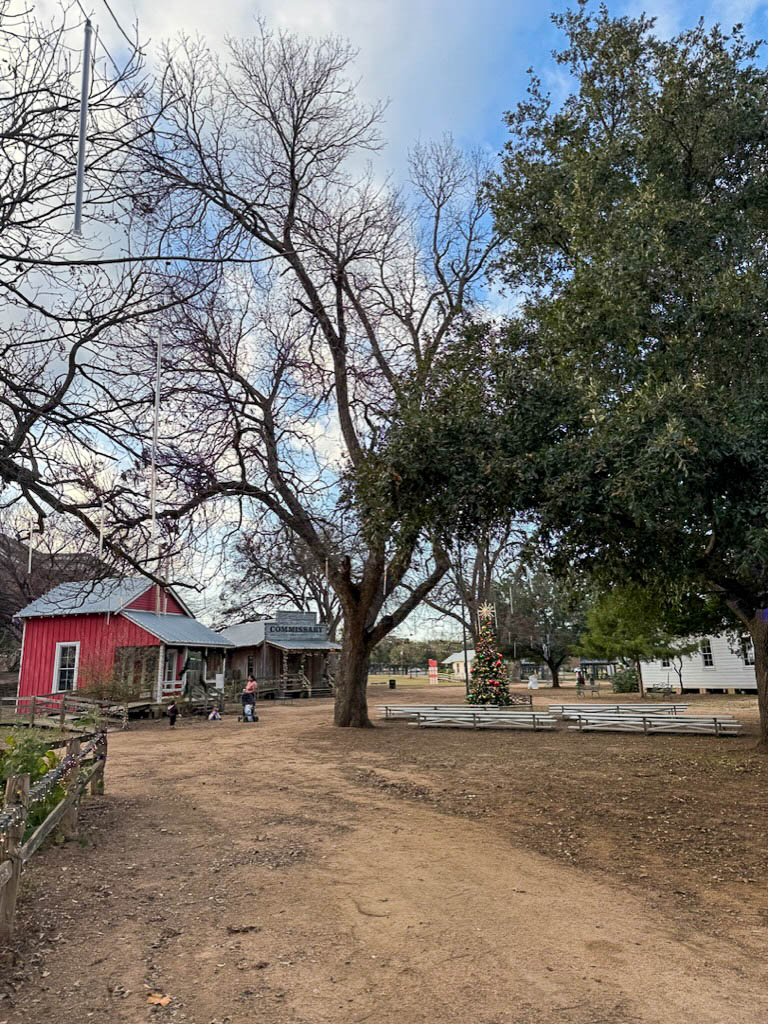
[58,698,67,730]
[91,733,107,796]
[0,773,30,942]
[57,739,80,841]
[29,695,36,727]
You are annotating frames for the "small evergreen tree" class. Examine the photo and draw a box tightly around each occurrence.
[467,605,513,705]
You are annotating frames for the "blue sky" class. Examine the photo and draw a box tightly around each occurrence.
[90,0,768,175]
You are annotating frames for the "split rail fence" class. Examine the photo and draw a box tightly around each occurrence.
[0,731,108,942]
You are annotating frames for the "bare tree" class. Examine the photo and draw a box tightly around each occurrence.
[220,520,342,640]
[0,2,210,580]
[417,525,525,643]
[136,24,497,725]
[0,510,103,669]
[496,563,584,688]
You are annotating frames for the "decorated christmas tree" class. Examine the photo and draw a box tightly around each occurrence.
[467,604,513,706]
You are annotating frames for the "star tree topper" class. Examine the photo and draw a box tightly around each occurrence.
[478,602,496,622]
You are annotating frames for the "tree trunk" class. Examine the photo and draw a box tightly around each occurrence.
[548,660,560,688]
[334,620,374,728]
[747,614,768,748]
[634,658,644,698]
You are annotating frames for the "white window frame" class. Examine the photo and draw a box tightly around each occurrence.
[741,637,755,666]
[53,641,80,692]
[660,656,670,668]
[700,640,715,669]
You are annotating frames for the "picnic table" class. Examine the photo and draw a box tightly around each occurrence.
[575,682,601,697]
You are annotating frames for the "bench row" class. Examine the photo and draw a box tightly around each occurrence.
[549,704,689,716]
[412,711,557,731]
[378,704,533,719]
[569,714,741,736]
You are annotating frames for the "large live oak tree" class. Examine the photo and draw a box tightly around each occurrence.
[488,4,768,745]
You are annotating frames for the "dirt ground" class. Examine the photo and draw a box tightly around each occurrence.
[2,683,768,1024]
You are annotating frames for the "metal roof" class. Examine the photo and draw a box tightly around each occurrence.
[120,610,235,648]
[442,650,475,664]
[219,620,267,647]
[17,577,152,619]
[267,638,342,652]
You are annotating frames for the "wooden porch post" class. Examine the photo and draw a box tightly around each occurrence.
[181,647,189,700]
[155,644,165,703]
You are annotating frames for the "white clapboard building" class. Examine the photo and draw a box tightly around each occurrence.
[642,634,757,693]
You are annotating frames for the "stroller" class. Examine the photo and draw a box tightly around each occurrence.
[240,692,259,724]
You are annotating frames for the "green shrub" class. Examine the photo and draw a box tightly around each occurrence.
[1,730,66,837]
[611,667,639,693]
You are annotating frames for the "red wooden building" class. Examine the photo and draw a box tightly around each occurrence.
[16,577,233,702]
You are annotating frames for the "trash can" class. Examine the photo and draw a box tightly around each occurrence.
[389,679,396,689]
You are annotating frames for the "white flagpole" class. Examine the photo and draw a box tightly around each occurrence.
[74,20,93,235]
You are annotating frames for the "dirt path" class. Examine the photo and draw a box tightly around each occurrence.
[4,700,768,1024]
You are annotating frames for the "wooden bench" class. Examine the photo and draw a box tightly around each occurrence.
[567,714,741,736]
[549,704,689,717]
[575,683,601,697]
[413,710,557,731]
[645,685,677,698]
[377,703,531,720]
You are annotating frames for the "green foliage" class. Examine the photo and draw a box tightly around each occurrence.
[371,635,462,668]
[351,321,560,544]
[580,584,728,665]
[0,730,58,784]
[0,730,65,835]
[486,3,768,638]
[467,610,513,705]
[611,668,640,694]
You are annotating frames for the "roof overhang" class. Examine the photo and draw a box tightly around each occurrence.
[120,610,235,648]
[267,639,342,652]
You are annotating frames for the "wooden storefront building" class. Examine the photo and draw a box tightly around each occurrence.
[221,610,340,697]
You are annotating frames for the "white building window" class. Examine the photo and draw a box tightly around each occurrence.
[741,637,755,666]
[53,642,80,691]
[701,640,715,669]
[661,656,670,668]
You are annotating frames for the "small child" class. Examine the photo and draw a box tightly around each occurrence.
[168,700,179,728]
[208,707,222,721]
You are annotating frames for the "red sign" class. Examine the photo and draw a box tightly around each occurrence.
[428,659,438,685]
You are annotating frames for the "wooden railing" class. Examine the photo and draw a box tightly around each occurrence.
[1,695,128,730]
[224,675,335,701]
[0,731,107,941]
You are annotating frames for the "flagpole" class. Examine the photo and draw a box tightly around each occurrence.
[74,20,93,235]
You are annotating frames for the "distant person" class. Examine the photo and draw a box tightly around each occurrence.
[208,707,222,721]
[245,675,258,694]
[577,670,586,687]
[167,700,179,728]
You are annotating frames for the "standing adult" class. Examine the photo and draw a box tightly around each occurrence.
[241,676,258,722]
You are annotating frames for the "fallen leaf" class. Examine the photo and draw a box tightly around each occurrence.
[147,993,171,1006]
